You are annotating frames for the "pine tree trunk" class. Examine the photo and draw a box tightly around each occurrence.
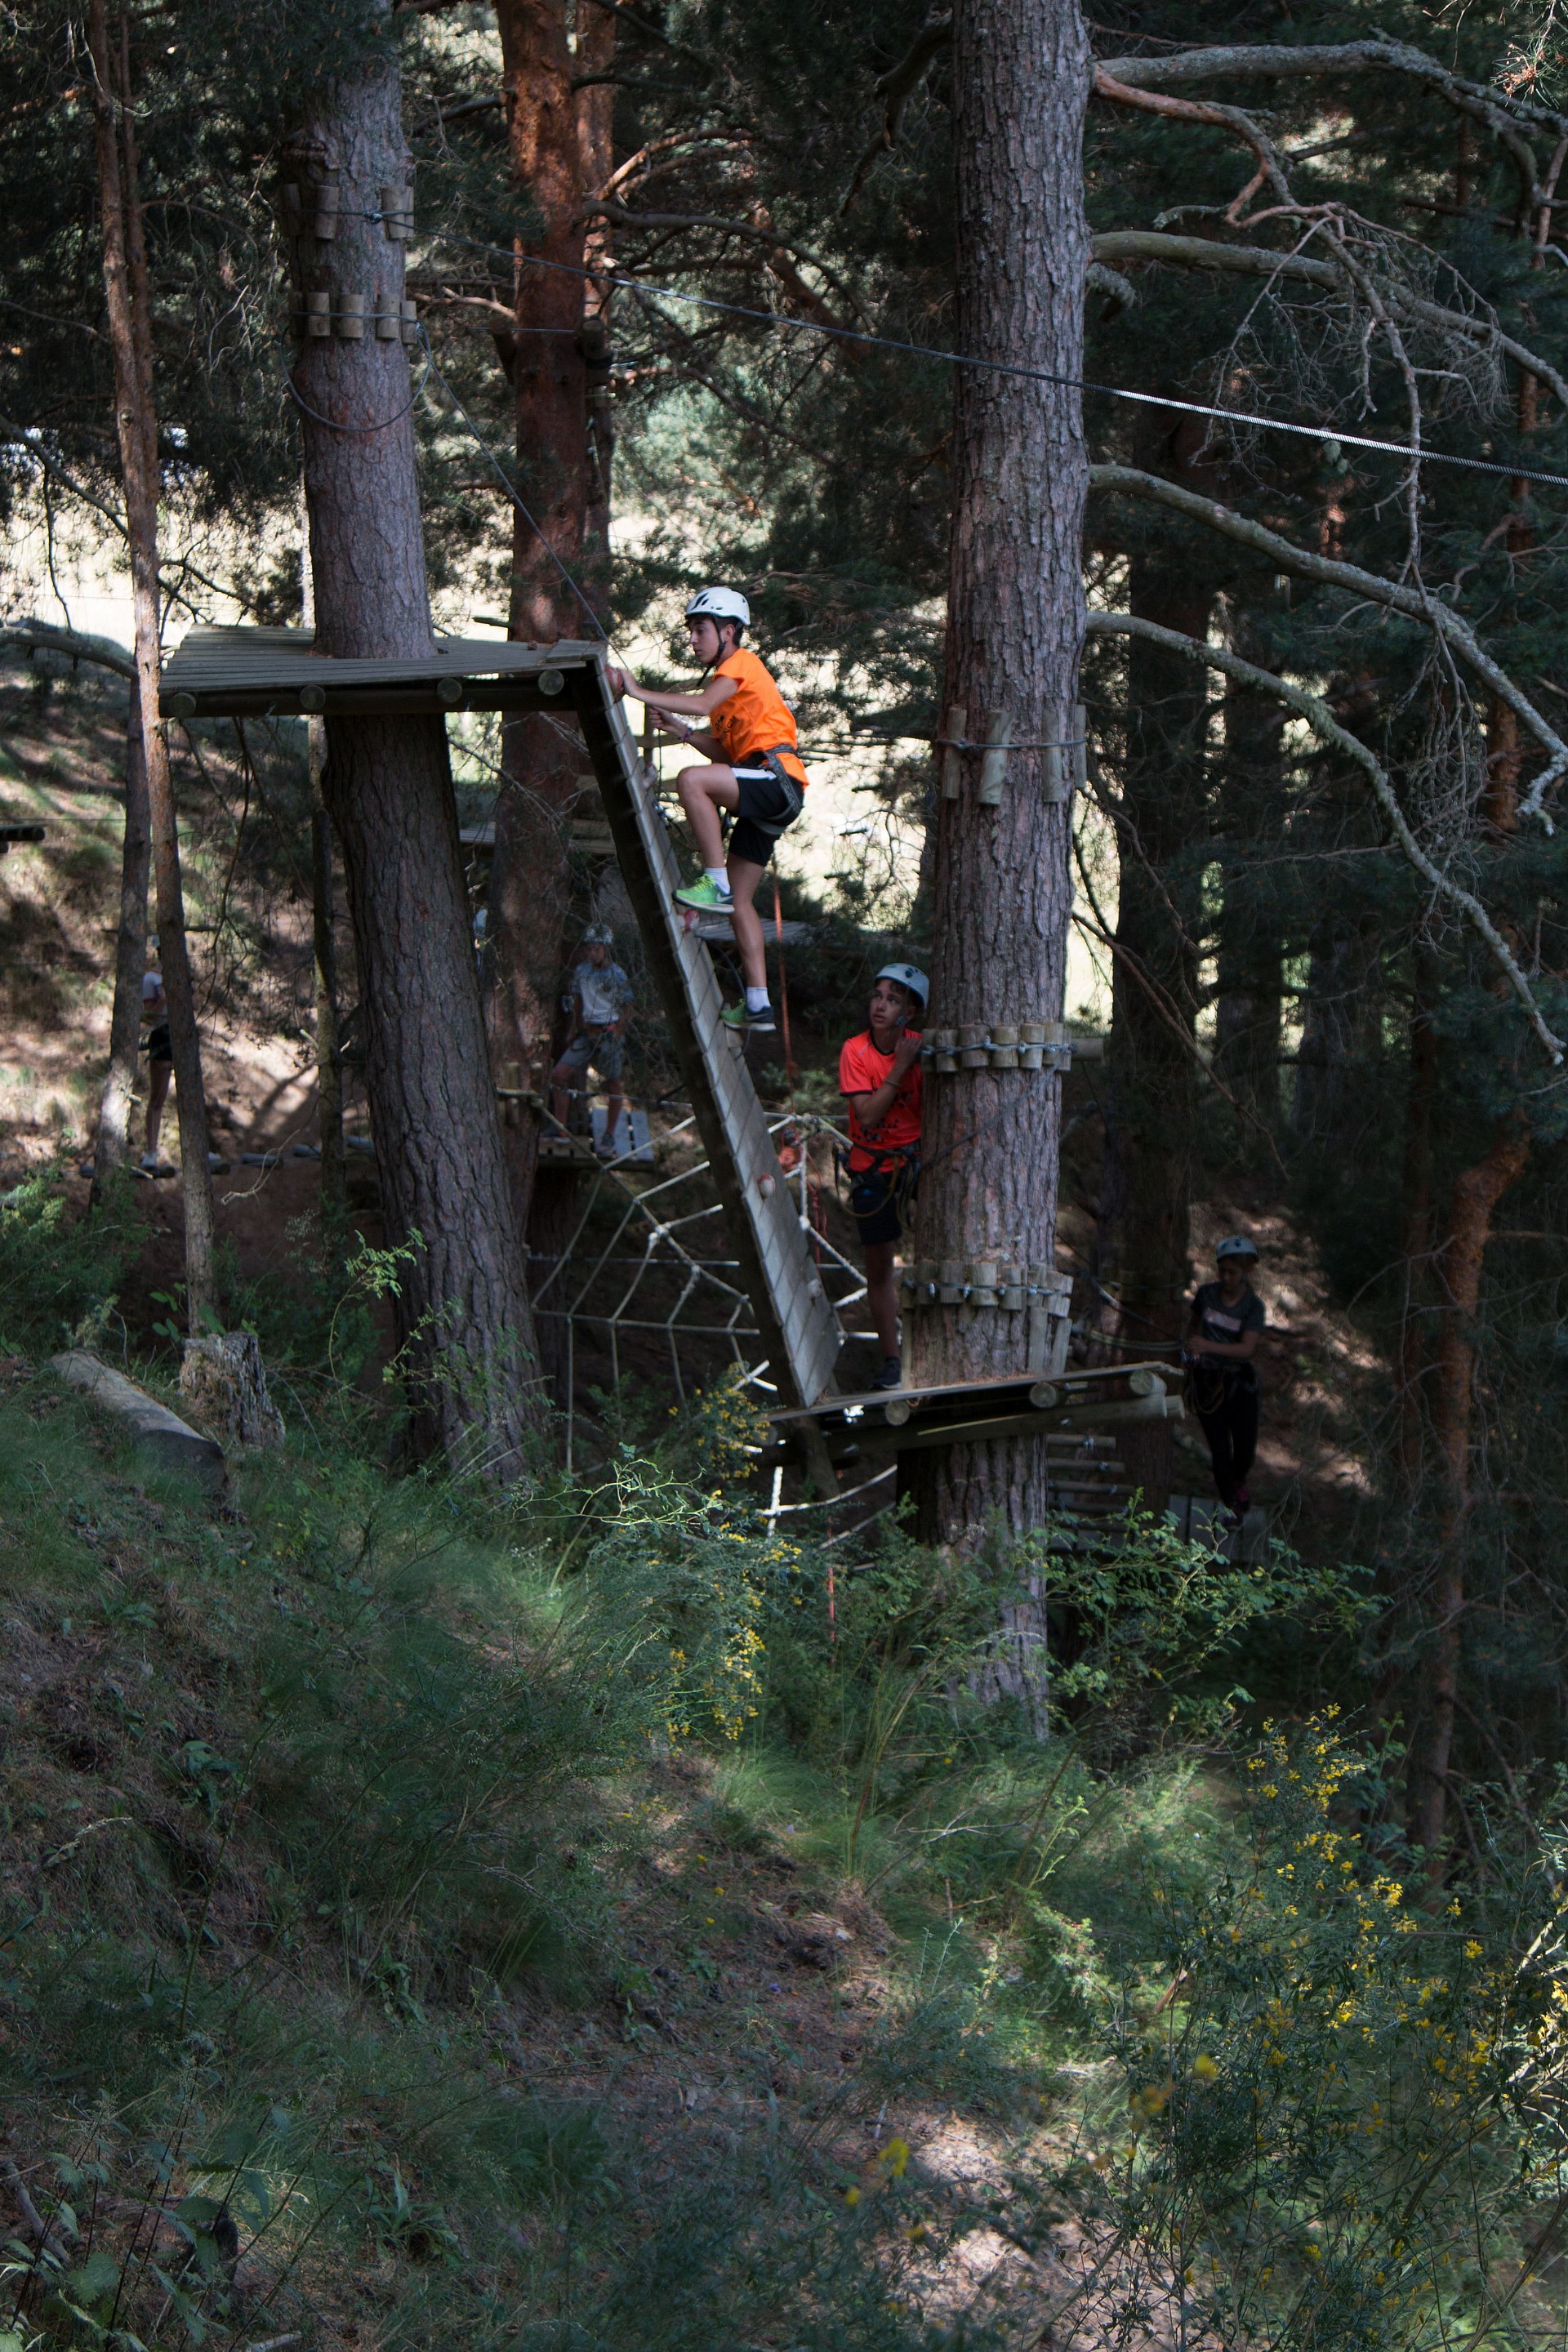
[906,0,1090,1673]
[91,691,150,1196]
[89,0,216,1325]
[1292,898,1385,1151]
[577,0,617,546]
[301,530,345,1256]
[310,777,346,1252]
[1215,612,1285,1143]
[1105,558,1214,1382]
[1394,949,1437,1486]
[488,0,604,1258]
[1414,1120,1528,1869]
[287,35,543,1478]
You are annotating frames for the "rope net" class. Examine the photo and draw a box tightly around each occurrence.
[527,1093,863,1474]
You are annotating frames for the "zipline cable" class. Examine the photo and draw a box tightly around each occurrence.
[425,231,1568,493]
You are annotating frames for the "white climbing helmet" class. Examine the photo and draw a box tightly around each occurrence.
[582,921,614,945]
[684,586,751,630]
[875,962,929,1012]
[1216,1234,1258,1262]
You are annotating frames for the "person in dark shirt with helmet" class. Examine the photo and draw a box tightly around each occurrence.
[1183,1235,1266,1520]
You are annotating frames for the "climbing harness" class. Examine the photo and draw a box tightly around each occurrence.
[843,1139,922,1233]
[731,748,805,839]
[1181,1356,1258,1415]
[1181,1358,1229,1419]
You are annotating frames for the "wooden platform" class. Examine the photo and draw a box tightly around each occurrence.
[159,626,602,719]
[766,1360,1183,1459]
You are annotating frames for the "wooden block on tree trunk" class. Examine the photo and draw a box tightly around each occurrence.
[977,710,1009,805]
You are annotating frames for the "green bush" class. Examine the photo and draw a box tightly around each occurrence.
[0,1165,139,1352]
[1064,1713,1568,2349]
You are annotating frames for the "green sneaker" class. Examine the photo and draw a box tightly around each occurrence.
[721,1001,776,1033]
[675,875,734,914]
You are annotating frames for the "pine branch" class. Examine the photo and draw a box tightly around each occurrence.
[583,201,864,319]
[0,416,130,545]
[1089,463,1568,811]
[1092,228,1337,287]
[840,10,954,216]
[1090,229,1568,411]
[1093,69,1290,216]
[1095,38,1568,140]
[1086,609,1566,1063]
[578,0,713,74]
[1096,39,1561,212]
[0,618,135,677]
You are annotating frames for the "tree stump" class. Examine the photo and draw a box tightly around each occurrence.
[180,1332,284,1450]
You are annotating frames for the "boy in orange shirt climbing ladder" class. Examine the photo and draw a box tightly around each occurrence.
[608,588,807,1032]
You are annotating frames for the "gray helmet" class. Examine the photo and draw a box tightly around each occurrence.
[1216,1234,1258,1262]
[582,922,614,946]
[875,961,929,1013]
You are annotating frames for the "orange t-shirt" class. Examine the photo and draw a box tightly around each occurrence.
[710,649,808,786]
[840,1029,923,1173]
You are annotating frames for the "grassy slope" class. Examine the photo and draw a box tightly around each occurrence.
[4,1321,1566,2350]
[0,1358,1117,2351]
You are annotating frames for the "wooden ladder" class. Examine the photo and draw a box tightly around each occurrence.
[572,658,844,1414]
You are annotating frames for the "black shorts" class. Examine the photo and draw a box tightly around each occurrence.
[145,1022,172,1065]
[849,1170,903,1248]
[728,768,804,870]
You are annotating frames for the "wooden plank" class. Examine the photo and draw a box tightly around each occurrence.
[757,1426,1120,1468]
[887,1398,1167,1451]
[167,624,599,672]
[159,625,604,710]
[767,1359,1173,1424]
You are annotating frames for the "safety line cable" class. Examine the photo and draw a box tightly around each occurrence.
[286,344,432,434]
[428,234,1568,494]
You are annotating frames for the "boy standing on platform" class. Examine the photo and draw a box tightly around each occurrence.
[551,923,635,1159]
[608,588,808,1035]
[840,964,927,1392]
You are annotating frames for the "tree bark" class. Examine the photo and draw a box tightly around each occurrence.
[488,0,606,1263]
[1394,948,1437,1486]
[91,691,150,1198]
[287,30,543,1478]
[906,0,1090,1677]
[577,0,617,549]
[1292,887,1391,1173]
[1414,1119,1529,1869]
[1215,607,1285,1143]
[1105,557,1214,1366]
[300,527,345,1257]
[89,0,216,1325]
